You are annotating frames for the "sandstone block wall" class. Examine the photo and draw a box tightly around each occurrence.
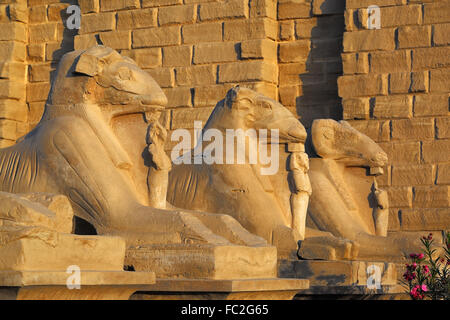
[339,0,450,232]
[22,0,345,150]
[74,0,281,151]
[0,0,28,148]
[278,0,345,126]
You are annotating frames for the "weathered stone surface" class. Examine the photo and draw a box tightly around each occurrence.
[413,94,449,116]
[224,18,277,41]
[343,29,395,52]
[241,39,277,60]
[218,61,277,83]
[413,186,450,208]
[199,0,248,21]
[117,8,157,30]
[193,42,238,64]
[159,4,197,25]
[370,50,411,74]
[424,1,450,24]
[379,4,422,27]
[175,65,216,86]
[422,140,450,163]
[412,47,450,71]
[373,95,412,119]
[79,12,115,34]
[126,244,277,279]
[398,25,431,49]
[391,118,434,140]
[279,40,310,63]
[182,22,222,43]
[278,1,310,20]
[338,74,387,98]
[133,26,180,48]
[392,165,434,186]
[434,23,450,46]
[400,208,450,231]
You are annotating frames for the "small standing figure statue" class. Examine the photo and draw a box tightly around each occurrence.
[147,120,172,209]
[372,179,389,237]
[288,143,312,240]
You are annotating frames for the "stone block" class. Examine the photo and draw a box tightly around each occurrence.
[373,95,412,119]
[343,29,395,52]
[398,25,431,49]
[218,61,277,83]
[422,139,450,163]
[391,118,434,141]
[392,164,434,186]
[370,50,411,74]
[159,4,197,25]
[175,65,216,86]
[279,40,310,63]
[224,18,277,41]
[100,0,139,12]
[182,22,222,43]
[117,8,157,30]
[133,26,180,48]
[413,94,448,117]
[79,12,115,34]
[241,39,277,61]
[193,42,238,64]
[199,0,248,21]
[338,74,387,98]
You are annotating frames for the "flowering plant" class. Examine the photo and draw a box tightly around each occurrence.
[402,232,450,300]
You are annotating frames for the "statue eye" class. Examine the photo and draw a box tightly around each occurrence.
[261,101,272,110]
[117,68,132,80]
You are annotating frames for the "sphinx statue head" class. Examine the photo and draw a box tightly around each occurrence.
[43,45,167,122]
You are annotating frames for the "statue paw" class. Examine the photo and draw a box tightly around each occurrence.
[298,235,359,261]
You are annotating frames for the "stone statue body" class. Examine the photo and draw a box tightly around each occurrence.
[168,90,421,261]
[0,46,268,250]
[168,87,309,257]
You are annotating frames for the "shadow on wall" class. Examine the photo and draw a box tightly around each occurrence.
[48,0,79,92]
[296,1,345,129]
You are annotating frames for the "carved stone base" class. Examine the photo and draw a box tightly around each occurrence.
[125,244,278,279]
[278,260,397,287]
[130,278,309,300]
[0,270,156,300]
[0,234,126,271]
[278,259,405,299]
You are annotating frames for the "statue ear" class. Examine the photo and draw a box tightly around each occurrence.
[74,52,100,77]
[225,86,254,110]
[225,86,240,108]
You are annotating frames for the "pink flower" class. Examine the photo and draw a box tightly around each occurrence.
[423,265,430,275]
[417,253,425,260]
[410,285,426,300]
[421,284,428,292]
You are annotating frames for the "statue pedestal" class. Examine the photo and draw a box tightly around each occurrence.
[130,278,309,300]
[0,234,126,271]
[0,233,156,300]
[125,244,278,279]
[278,259,406,299]
[0,270,155,300]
